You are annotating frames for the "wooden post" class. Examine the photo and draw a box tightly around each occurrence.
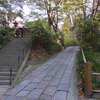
[84,62,92,98]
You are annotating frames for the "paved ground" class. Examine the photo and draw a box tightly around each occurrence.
[0,46,80,100]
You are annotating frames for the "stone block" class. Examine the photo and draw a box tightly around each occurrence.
[39,94,52,100]
[43,86,57,96]
[25,76,36,81]
[43,76,53,81]
[57,84,69,91]
[36,81,49,89]
[16,90,30,96]
[54,75,62,79]
[27,89,43,99]
[52,91,67,100]
[32,77,42,83]
[6,85,25,95]
[49,78,60,86]
[23,82,38,91]
[47,72,56,77]
[65,69,72,74]
[19,80,31,86]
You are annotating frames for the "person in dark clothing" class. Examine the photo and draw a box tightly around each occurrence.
[15,28,20,38]
[21,27,25,38]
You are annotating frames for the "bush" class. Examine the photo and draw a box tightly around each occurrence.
[0,26,8,45]
[71,16,100,51]
[64,39,79,46]
[77,50,100,90]
[25,20,54,54]
[0,26,15,46]
[51,42,62,53]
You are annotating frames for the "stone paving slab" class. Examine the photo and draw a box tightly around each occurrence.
[36,81,49,89]
[49,78,60,86]
[57,84,69,91]
[43,86,57,96]
[0,96,43,100]
[23,82,38,91]
[27,89,43,99]
[1,46,80,100]
[39,94,52,100]
[16,90,30,96]
[52,91,67,100]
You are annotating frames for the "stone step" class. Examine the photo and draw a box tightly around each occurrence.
[1,56,26,59]
[0,38,28,85]
[0,55,27,60]
[0,60,24,63]
[0,51,26,54]
[0,63,21,66]
[0,76,14,80]
[0,56,26,59]
[0,66,19,69]
[0,72,17,76]
[0,66,20,72]
[0,80,10,85]
[0,60,23,65]
[0,69,18,72]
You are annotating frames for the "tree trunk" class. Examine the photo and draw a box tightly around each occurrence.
[69,10,76,41]
[92,0,95,16]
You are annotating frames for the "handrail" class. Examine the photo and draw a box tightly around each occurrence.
[81,47,100,98]
[9,43,27,71]
[9,40,31,85]
[81,47,86,63]
[92,73,100,93]
[91,73,100,75]
[81,46,92,98]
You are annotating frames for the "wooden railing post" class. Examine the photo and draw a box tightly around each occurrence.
[84,62,92,98]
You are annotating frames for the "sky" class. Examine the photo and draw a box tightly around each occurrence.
[23,5,30,15]
[15,5,31,22]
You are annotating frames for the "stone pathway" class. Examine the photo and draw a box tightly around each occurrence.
[1,46,80,100]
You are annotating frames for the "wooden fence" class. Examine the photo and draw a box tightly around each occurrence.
[81,47,100,98]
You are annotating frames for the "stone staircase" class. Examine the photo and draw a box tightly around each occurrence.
[0,38,27,85]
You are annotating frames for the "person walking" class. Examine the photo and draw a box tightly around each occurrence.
[21,26,25,38]
[15,28,20,39]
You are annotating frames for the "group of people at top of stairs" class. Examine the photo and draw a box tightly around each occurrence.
[15,27,25,39]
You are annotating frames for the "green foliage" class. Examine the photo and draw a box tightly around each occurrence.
[84,50,100,73]
[77,51,84,82]
[0,26,8,36]
[71,15,100,51]
[25,20,54,54]
[77,50,100,89]
[0,26,15,46]
[0,0,23,27]
[64,39,79,46]
[51,41,62,53]
[25,0,64,33]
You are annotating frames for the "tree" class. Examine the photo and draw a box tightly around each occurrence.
[62,0,82,41]
[61,18,71,39]
[70,0,100,50]
[92,0,100,17]
[25,0,64,33]
[0,0,23,26]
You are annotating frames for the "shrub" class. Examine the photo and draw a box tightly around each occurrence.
[51,42,62,53]
[0,26,8,45]
[0,26,15,47]
[77,50,100,90]
[25,20,54,54]
[71,16,100,51]
[64,39,79,46]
